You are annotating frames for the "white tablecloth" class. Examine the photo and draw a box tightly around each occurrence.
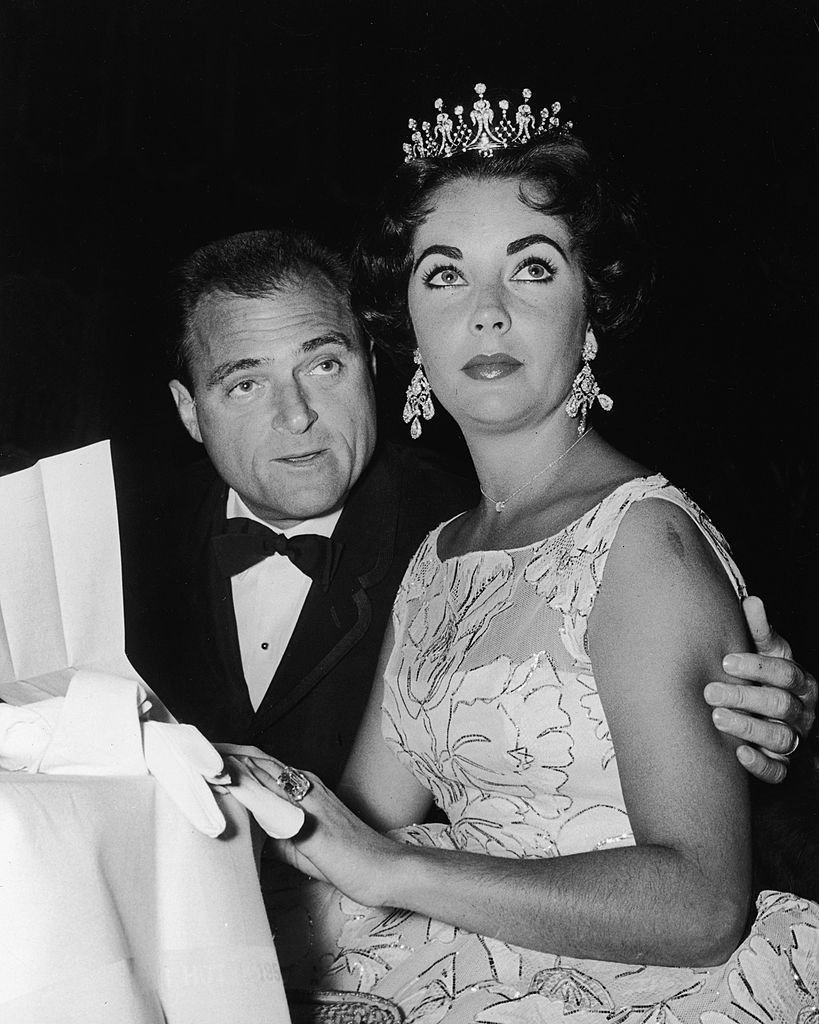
[0,773,291,1024]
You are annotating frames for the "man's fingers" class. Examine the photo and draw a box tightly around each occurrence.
[705,679,802,723]
[717,655,817,737]
[711,707,798,755]
[736,744,788,784]
[722,651,811,698]
[742,596,792,658]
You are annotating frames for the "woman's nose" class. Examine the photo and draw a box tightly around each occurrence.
[470,286,511,335]
[271,381,318,434]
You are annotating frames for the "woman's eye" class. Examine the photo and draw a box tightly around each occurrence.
[511,258,556,283]
[423,265,465,288]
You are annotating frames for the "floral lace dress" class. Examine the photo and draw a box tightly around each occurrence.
[283,476,819,1023]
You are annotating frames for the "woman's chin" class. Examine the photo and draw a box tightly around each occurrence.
[459,402,564,437]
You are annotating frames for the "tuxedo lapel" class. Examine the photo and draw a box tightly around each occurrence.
[251,451,400,731]
[181,471,254,730]
[202,524,246,699]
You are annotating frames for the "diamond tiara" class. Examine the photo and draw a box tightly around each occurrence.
[403,82,572,163]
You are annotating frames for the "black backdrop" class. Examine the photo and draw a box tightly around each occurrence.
[2,0,817,662]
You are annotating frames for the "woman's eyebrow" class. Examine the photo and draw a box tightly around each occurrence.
[506,233,568,261]
[412,245,463,274]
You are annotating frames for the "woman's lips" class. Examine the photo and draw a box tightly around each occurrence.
[461,353,523,380]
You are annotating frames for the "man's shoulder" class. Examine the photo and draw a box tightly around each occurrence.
[329,443,475,601]
[384,443,477,518]
[176,456,225,512]
[361,443,477,543]
[113,447,222,524]
[113,447,226,587]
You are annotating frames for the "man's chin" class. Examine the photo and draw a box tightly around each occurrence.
[245,487,347,528]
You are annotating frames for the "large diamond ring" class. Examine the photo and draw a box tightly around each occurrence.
[275,765,311,802]
[782,731,800,758]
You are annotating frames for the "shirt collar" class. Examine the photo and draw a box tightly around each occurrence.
[226,489,342,540]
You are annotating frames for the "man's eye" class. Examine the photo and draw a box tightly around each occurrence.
[310,358,342,375]
[228,379,260,397]
[511,257,556,283]
[422,265,465,288]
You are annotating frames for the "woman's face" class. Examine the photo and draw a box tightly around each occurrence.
[407,177,588,436]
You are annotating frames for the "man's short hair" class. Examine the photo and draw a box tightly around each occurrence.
[173,229,356,389]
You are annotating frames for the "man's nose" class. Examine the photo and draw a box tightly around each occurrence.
[271,380,317,434]
[470,284,511,336]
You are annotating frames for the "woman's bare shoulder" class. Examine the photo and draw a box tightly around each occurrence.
[597,494,746,653]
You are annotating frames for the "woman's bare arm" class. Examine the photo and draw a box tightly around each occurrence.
[337,618,434,829]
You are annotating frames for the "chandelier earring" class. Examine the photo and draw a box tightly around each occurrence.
[403,350,435,440]
[565,327,613,436]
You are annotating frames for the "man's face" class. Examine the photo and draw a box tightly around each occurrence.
[169,276,377,529]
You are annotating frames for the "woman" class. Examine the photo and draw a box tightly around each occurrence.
[230,87,819,1020]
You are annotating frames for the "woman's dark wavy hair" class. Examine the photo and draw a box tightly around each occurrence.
[351,133,654,357]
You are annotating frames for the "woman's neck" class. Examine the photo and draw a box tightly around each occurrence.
[465,418,585,509]
[437,428,644,559]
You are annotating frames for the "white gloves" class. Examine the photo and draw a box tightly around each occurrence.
[0,671,228,837]
[142,720,228,837]
[0,672,308,841]
[215,744,305,839]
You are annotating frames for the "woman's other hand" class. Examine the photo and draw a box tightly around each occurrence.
[704,596,817,783]
[227,755,399,905]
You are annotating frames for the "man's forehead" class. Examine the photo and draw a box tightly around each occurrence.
[192,278,356,344]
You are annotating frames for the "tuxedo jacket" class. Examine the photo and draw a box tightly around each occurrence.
[121,444,476,789]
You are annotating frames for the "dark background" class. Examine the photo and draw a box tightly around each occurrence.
[2,0,817,662]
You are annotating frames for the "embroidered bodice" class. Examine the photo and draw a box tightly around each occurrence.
[382,475,745,861]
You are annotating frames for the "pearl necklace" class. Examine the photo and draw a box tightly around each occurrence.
[479,429,593,513]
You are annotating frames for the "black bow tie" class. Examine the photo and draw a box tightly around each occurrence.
[212,517,342,591]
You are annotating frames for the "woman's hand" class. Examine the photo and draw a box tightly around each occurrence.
[226,754,401,906]
[704,597,817,783]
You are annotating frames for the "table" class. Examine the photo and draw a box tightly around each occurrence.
[0,773,291,1024]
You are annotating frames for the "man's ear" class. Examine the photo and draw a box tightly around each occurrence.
[168,380,203,443]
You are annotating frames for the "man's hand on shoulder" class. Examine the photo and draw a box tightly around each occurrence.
[704,596,817,784]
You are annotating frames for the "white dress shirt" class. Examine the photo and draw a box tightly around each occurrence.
[226,490,342,711]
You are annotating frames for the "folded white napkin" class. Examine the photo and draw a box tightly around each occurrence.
[37,669,146,775]
[0,698,63,772]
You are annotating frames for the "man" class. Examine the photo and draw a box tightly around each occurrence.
[122,229,815,795]
[123,230,475,789]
